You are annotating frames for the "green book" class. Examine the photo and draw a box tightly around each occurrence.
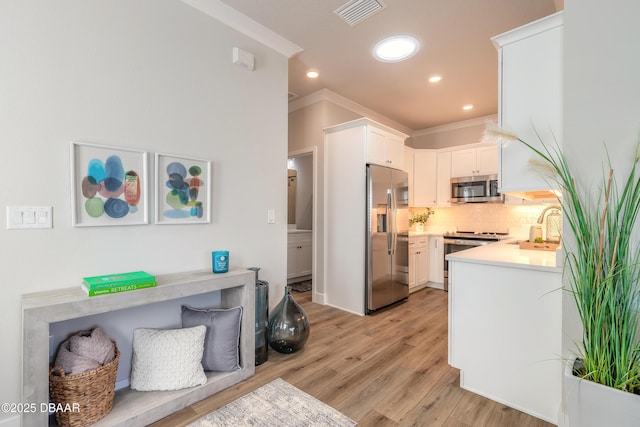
[82,271,156,290]
[81,282,157,297]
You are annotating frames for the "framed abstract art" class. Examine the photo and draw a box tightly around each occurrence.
[71,142,149,227]
[155,153,211,224]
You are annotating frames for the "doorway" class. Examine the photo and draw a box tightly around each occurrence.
[287,148,316,297]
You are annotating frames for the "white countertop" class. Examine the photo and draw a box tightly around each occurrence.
[288,228,312,234]
[408,231,441,237]
[446,239,562,273]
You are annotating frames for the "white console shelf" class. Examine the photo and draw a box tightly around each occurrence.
[21,268,255,427]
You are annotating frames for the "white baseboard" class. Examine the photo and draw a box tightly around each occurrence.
[312,291,326,304]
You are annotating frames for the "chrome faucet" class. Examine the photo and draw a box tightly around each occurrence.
[537,205,561,223]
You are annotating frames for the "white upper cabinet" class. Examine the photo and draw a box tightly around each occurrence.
[413,150,437,206]
[404,146,415,205]
[492,12,563,192]
[476,146,499,175]
[436,151,452,207]
[450,148,476,177]
[366,126,406,170]
[450,145,498,178]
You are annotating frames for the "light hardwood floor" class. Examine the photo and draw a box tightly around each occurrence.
[151,288,552,427]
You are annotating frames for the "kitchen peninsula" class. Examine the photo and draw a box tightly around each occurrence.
[447,240,562,424]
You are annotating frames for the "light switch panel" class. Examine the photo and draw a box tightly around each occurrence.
[7,206,53,229]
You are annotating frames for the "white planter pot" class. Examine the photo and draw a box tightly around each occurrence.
[415,223,424,232]
[565,358,640,427]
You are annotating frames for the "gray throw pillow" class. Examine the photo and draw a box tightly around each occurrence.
[181,305,242,372]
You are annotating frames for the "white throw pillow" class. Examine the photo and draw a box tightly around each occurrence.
[130,325,207,391]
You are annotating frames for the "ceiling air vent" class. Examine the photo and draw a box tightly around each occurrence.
[334,0,387,27]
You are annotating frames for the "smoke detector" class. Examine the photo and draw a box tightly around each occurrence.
[334,0,387,27]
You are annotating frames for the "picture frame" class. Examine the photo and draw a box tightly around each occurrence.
[70,142,149,227]
[155,153,211,224]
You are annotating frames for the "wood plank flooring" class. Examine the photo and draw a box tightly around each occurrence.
[150,288,553,427]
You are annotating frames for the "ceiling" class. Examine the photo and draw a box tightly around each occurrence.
[220,0,562,131]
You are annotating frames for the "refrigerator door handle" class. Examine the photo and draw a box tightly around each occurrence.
[386,190,393,255]
[390,188,397,255]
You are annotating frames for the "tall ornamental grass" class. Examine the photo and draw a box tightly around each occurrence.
[485,124,640,394]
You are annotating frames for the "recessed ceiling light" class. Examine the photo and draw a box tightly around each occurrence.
[372,35,420,63]
[462,104,474,111]
[428,75,442,83]
[306,70,319,78]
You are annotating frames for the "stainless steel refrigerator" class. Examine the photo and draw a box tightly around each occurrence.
[366,164,409,314]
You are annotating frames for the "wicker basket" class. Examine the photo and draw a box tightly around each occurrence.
[49,343,120,427]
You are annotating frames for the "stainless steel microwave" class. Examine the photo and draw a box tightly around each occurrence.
[450,174,503,203]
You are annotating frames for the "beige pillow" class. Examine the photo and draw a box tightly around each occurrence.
[130,325,207,391]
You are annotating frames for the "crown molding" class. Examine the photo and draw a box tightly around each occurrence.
[412,114,498,137]
[288,89,413,135]
[491,10,563,50]
[181,0,303,58]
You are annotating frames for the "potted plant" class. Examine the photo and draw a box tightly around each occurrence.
[409,209,434,232]
[485,124,640,426]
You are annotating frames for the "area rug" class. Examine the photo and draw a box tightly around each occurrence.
[289,280,312,293]
[187,378,356,427]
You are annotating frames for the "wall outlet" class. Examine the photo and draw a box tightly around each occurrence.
[232,47,255,71]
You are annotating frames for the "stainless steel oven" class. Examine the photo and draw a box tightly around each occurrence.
[443,232,502,290]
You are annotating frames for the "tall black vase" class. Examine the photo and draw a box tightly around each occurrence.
[268,286,309,354]
[249,267,269,366]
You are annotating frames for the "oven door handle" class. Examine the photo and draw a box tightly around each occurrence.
[443,238,493,247]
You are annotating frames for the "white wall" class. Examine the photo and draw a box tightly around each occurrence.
[288,100,361,301]
[0,0,288,421]
[562,0,640,360]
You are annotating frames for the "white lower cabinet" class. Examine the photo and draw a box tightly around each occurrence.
[409,236,429,290]
[448,260,562,423]
[429,235,444,284]
[287,232,312,280]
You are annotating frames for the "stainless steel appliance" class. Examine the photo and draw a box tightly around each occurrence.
[366,164,409,314]
[451,174,503,203]
[443,231,507,290]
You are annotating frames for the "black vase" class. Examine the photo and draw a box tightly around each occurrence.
[268,286,310,354]
[249,267,269,366]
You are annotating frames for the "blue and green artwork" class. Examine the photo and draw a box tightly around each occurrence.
[81,155,141,219]
[163,161,204,219]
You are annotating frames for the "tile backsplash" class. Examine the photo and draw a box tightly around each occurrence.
[410,203,552,238]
